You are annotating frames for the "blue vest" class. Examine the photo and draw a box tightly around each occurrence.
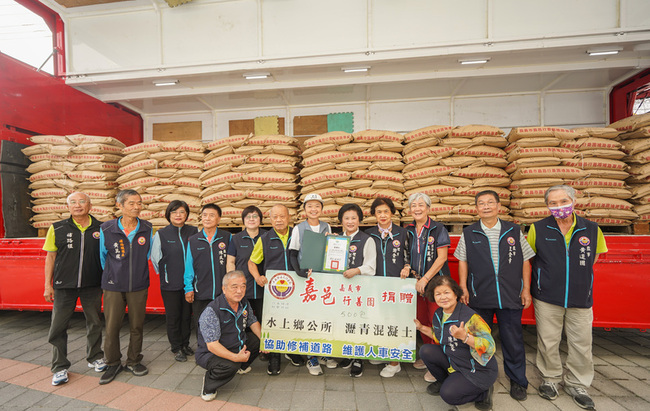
[406,218,450,277]
[157,224,197,291]
[531,215,599,308]
[230,229,267,300]
[51,216,103,289]
[100,218,152,293]
[187,229,231,301]
[432,303,498,391]
[365,225,409,277]
[347,231,371,269]
[463,220,524,310]
[260,229,292,272]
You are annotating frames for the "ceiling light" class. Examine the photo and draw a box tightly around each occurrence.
[458,58,490,65]
[342,66,370,73]
[153,80,178,86]
[587,47,622,56]
[243,72,270,80]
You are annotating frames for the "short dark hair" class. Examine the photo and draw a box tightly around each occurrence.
[164,200,190,223]
[370,197,396,216]
[474,190,500,205]
[241,205,263,224]
[424,275,464,303]
[338,203,363,223]
[201,203,222,217]
[116,189,141,205]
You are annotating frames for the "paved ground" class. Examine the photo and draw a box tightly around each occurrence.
[0,310,648,410]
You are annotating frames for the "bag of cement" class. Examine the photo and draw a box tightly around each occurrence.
[621,139,650,156]
[304,132,353,147]
[404,125,451,143]
[67,135,126,148]
[511,166,586,180]
[608,112,650,132]
[471,135,508,148]
[353,130,404,143]
[563,158,627,171]
[439,137,472,148]
[451,124,505,138]
[368,161,405,172]
[404,166,456,180]
[206,134,251,150]
[303,151,349,167]
[507,127,579,142]
[471,177,511,188]
[453,166,508,179]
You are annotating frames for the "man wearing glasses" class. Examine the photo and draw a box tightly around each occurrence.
[43,192,106,386]
[454,190,535,403]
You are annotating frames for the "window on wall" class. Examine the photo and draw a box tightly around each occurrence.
[634,87,650,115]
[0,0,55,75]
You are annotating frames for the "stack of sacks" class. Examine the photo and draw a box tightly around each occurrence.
[563,128,636,226]
[24,134,124,229]
[611,113,650,223]
[505,127,586,225]
[202,134,300,226]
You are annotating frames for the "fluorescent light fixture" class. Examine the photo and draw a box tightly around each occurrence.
[153,80,178,86]
[243,72,270,80]
[458,58,490,65]
[342,66,370,73]
[587,47,622,56]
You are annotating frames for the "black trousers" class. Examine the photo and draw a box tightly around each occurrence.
[420,344,488,405]
[202,331,260,394]
[474,307,529,388]
[160,289,192,352]
[193,299,212,337]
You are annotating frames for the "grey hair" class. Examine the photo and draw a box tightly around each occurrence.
[223,270,246,286]
[407,192,432,208]
[116,189,141,205]
[544,185,577,204]
[269,204,289,217]
[66,191,90,204]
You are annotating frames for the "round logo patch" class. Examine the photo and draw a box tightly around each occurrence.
[579,236,591,246]
[507,237,516,246]
[137,236,146,246]
[392,240,401,248]
[268,272,295,300]
[427,236,434,245]
[92,231,100,240]
[218,242,226,250]
[349,245,358,253]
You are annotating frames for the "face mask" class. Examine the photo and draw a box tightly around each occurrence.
[549,203,574,219]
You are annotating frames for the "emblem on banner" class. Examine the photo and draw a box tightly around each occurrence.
[268,272,295,300]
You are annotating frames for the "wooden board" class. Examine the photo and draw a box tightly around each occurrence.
[229,118,285,136]
[152,121,202,141]
[294,115,328,136]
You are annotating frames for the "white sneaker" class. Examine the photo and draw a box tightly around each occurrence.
[52,369,68,386]
[424,371,436,382]
[413,358,427,369]
[306,357,323,376]
[319,357,338,369]
[380,364,401,378]
[200,375,217,401]
[369,360,384,365]
[88,358,107,372]
[237,366,251,375]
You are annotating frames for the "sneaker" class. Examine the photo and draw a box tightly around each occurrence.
[350,359,363,377]
[181,346,194,356]
[52,369,68,386]
[258,352,268,362]
[369,359,384,365]
[237,365,252,375]
[99,364,122,385]
[200,375,217,401]
[426,381,442,396]
[285,354,305,366]
[88,358,107,372]
[306,357,323,376]
[538,381,559,401]
[267,354,281,375]
[174,350,187,362]
[475,384,494,411]
[564,385,595,410]
[125,363,148,376]
[339,358,353,369]
[413,358,427,369]
[510,381,528,401]
[380,363,401,378]
[424,371,436,382]
[319,357,338,369]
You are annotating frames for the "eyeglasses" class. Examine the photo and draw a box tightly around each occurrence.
[244,214,260,220]
[68,200,87,205]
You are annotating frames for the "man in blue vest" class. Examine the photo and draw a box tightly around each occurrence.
[43,192,106,386]
[196,270,262,401]
[527,185,607,410]
[455,190,535,402]
[99,189,153,384]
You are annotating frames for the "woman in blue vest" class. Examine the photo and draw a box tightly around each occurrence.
[415,275,497,410]
[151,200,198,362]
[365,197,410,378]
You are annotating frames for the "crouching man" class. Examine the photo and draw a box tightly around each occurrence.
[196,270,262,401]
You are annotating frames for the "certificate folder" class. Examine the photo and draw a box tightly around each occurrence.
[300,230,350,272]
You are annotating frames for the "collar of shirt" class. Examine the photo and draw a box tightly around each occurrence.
[274,228,290,246]
[480,218,501,233]
[72,216,93,232]
[345,229,360,239]
[378,223,393,239]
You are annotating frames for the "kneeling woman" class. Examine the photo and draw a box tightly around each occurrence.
[414,276,497,410]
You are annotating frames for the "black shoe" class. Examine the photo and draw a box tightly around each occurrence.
[267,354,281,375]
[339,358,353,369]
[426,381,442,396]
[538,381,559,400]
[475,385,494,411]
[174,350,187,362]
[350,360,363,377]
[99,364,122,385]
[182,346,194,356]
[564,386,595,410]
[258,352,268,362]
[510,381,528,401]
[285,354,305,366]
[125,363,148,376]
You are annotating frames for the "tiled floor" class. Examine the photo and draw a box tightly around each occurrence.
[0,310,648,410]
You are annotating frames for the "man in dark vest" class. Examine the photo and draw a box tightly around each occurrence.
[527,185,607,410]
[99,189,153,384]
[196,270,261,402]
[455,190,535,402]
[43,192,106,386]
[248,204,305,375]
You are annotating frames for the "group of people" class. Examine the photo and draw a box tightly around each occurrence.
[44,184,605,410]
